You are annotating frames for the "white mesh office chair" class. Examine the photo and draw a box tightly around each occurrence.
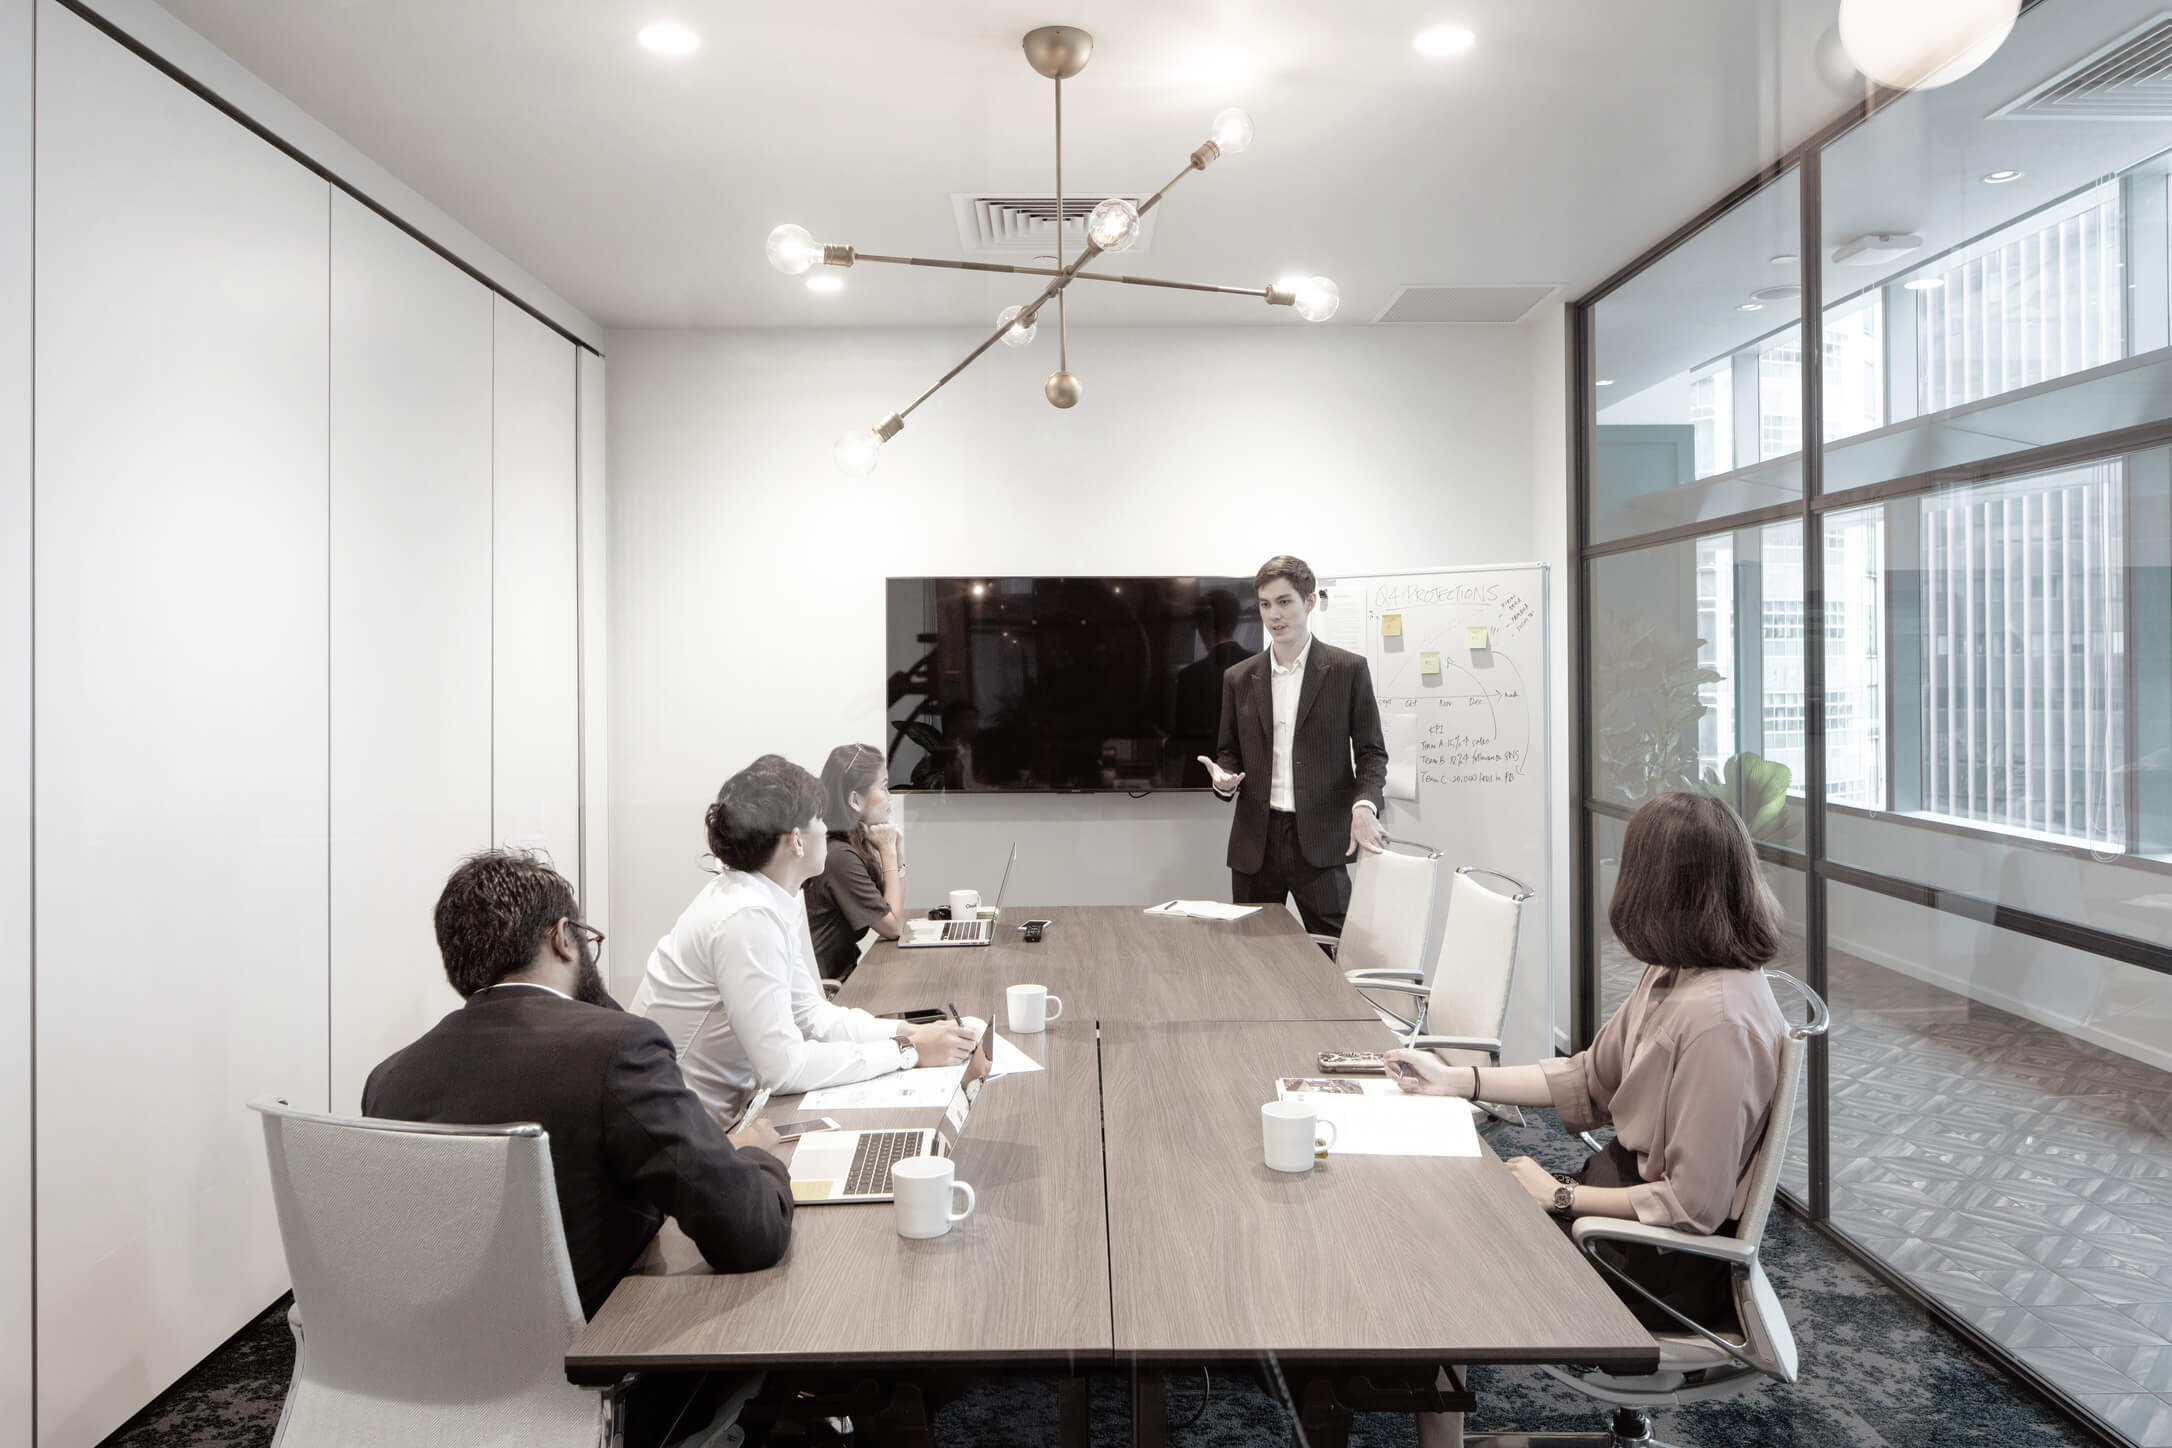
[1349,866,1533,1122]
[252,1100,623,1448]
[1316,839,1444,982]
[1462,971,1830,1448]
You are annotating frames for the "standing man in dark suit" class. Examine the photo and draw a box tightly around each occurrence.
[1197,555,1390,936]
[363,849,794,1319]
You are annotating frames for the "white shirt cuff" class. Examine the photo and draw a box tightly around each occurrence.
[1353,800,1378,814]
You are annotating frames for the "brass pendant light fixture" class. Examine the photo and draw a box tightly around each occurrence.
[767,25,1340,476]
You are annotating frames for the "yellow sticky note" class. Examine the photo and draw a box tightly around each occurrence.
[1420,651,1442,675]
[1465,625,1491,650]
[1381,614,1403,638]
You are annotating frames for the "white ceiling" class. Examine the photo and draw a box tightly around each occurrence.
[157,0,1868,330]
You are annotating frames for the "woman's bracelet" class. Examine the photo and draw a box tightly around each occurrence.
[1467,1066,1482,1100]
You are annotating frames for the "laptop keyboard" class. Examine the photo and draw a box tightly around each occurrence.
[941,920,984,942]
[843,1129,925,1196]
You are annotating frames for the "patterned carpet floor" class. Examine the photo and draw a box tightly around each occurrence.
[100,1109,2098,1448]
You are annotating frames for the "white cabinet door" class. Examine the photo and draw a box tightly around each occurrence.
[579,350,610,965]
[32,6,329,1446]
[493,300,581,878]
[0,0,29,1442]
[330,194,492,1114]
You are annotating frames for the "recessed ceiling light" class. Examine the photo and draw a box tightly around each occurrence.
[1752,285,1802,302]
[1903,277,1945,291]
[1596,378,1615,386]
[1738,301,1764,312]
[1414,25,1477,56]
[1770,253,1798,265]
[638,22,700,56]
[805,274,843,294]
[1982,169,2023,184]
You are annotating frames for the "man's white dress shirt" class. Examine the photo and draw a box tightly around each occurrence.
[630,868,902,1120]
[1267,639,1312,812]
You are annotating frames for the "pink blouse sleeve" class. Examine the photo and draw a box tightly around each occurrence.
[1538,996,1628,1136]
[1623,1020,1780,1233]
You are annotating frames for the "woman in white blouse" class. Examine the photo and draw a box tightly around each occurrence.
[631,753,977,1123]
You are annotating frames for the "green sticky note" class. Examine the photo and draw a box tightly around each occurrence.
[1465,625,1491,650]
[1381,613,1403,638]
[1420,651,1442,675]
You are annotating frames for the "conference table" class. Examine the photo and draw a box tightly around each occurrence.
[567,905,1655,1446]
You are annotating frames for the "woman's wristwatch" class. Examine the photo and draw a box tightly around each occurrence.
[1547,1175,1577,1218]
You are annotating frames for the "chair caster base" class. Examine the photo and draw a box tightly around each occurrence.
[1463,1407,1674,1448]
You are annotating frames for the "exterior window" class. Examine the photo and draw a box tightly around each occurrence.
[1920,462,2126,846]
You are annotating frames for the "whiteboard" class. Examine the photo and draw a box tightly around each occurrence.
[1314,564,1553,1066]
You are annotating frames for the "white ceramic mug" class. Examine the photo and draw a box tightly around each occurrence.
[891,1156,975,1239]
[1262,1100,1338,1173]
[948,888,980,920]
[1006,983,1064,1034]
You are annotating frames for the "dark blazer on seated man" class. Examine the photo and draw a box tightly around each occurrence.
[1200,555,1390,937]
[363,849,794,1318]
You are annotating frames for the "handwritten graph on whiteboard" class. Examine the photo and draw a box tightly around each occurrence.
[1365,577,1540,794]
[1320,564,1552,1067]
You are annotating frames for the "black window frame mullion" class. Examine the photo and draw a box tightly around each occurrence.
[1797,153,1832,1224]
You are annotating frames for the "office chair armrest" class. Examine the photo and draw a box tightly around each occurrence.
[1343,968,1425,990]
[1404,1033,1502,1056]
[1570,1216,1758,1267]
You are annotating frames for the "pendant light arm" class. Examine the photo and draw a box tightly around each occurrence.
[847,251,1290,303]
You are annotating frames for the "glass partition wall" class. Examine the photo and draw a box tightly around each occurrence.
[1572,5,2172,1442]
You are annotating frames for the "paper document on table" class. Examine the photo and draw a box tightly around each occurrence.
[1274,1081,1481,1157]
[985,1033,1043,1078]
[800,1063,966,1112]
[1144,900,1262,920]
[1382,711,1418,801]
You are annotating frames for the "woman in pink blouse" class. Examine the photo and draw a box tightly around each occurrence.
[1385,790,1788,1326]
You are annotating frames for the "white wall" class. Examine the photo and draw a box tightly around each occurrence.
[0,0,29,1439]
[607,325,1539,983]
[33,7,329,1444]
[328,194,493,1114]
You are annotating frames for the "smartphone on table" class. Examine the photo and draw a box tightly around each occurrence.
[771,1118,841,1140]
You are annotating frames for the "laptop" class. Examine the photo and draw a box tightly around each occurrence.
[787,1072,980,1204]
[899,842,1017,948]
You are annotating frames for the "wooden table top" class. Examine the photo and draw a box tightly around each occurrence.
[1101,1019,1656,1367]
[841,904,1373,1025]
[565,1026,1111,1381]
[568,902,1655,1382]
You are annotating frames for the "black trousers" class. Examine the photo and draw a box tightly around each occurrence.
[1232,810,1352,937]
[1564,1137,1739,1333]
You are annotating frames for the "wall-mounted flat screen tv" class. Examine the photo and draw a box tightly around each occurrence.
[886,575,1264,792]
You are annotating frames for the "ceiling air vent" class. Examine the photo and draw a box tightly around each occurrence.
[1993,13,2172,120]
[1373,284,1559,326]
[951,194,1157,254]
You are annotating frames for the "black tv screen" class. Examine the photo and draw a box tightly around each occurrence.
[886,575,1264,792]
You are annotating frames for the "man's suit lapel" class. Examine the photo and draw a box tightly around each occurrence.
[1242,656,1273,767]
[1296,642,1331,731]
